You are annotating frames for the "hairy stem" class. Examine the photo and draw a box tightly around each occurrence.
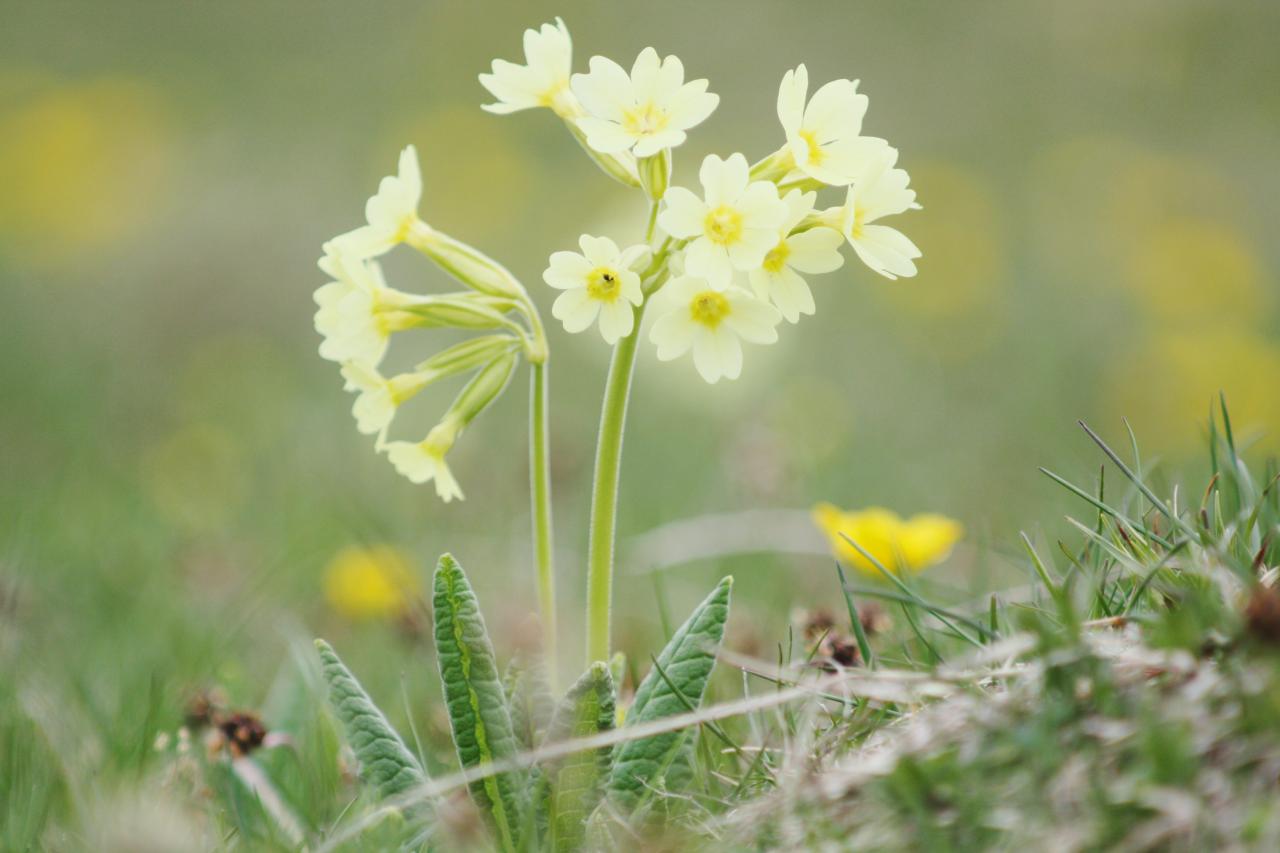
[585,305,647,664]
[529,361,557,680]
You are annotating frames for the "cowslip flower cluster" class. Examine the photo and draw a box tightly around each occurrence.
[483,19,921,384]
[318,20,923,496]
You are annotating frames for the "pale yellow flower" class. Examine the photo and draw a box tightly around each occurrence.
[812,502,962,576]
[323,545,419,621]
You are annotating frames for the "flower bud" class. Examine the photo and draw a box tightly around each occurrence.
[406,223,526,300]
[415,334,519,378]
[565,120,641,188]
[448,351,519,429]
[637,150,671,201]
[399,293,520,331]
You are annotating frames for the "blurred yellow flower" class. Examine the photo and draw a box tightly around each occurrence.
[813,502,963,576]
[1124,218,1267,330]
[0,76,174,259]
[323,546,420,620]
[873,162,1003,321]
[1105,326,1280,454]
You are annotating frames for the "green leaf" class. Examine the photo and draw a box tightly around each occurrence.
[542,662,616,852]
[505,654,555,751]
[607,576,733,812]
[314,639,426,799]
[432,554,527,852]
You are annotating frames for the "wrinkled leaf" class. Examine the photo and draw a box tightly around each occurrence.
[505,654,555,751]
[314,639,426,799]
[607,576,732,811]
[432,554,526,851]
[542,662,616,851]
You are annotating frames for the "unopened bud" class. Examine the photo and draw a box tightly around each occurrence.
[448,351,519,429]
[399,293,520,331]
[415,334,518,378]
[637,150,670,200]
[406,223,525,300]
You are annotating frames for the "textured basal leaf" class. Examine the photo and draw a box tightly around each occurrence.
[504,654,555,750]
[432,554,526,851]
[607,576,732,811]
[543,662,616,852]
[314,639,426,799]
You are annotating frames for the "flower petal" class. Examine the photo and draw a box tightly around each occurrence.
[802,78,867,141]
[552,288,602,332]
[648,309,697,360]
[776,65,808,136]
[725,290,782,343]
[578,234,620,266]
[597,299,634,344]
[851,224,920,280]
[699,153,749,207]
[684,237,734,289]
[785,227,845,274]
[658,187,708,238]
[571,56,632,121]
[574,116,636,154]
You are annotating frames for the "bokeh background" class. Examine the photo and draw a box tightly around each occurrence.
[2,0,1279,836]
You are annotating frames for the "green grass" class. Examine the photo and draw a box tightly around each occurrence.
[4,403,1280,850]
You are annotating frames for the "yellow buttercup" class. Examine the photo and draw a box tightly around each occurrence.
[813,503,963,577]
[322,545,419,621]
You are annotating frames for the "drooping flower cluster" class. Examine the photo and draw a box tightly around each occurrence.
[314,145,543,500]
[482,19,921,383]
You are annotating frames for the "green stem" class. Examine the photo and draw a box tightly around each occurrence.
[530,361,557,682]
[585,304,647,664]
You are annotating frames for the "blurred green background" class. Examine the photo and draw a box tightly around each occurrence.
[2,0,1279,835]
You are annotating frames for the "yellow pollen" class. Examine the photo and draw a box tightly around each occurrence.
[799,129,824,165]
[703,205,744,246]
[585,267,623,302]
[622,101,670,135]
[762,239,791,273]
[690,290,730,329]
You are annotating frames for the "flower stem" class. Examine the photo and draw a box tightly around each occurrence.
[530,361,557,681]
[584,304,647,664]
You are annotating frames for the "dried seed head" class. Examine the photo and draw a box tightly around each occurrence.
[182,687,227,729]
[217,711,267,757]
[1244,584,1280,646]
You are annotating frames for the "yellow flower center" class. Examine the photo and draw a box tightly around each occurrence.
[585,266,623,302]
[689,290,730,329]
[622,101,669,136]
[799,129,824,165]
[762,239,791,273]
[539,79,573,116]
[703,205,744,246]
[849,206,866,239]
[393,214,416,243]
